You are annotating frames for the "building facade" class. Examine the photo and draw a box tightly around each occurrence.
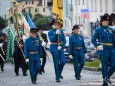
[64,0,115,38]
[10,0,52,17]
[0,0,10,19]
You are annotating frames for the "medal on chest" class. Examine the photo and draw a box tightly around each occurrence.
[35,40,39,46]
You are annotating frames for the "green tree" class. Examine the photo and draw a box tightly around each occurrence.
[0,16,7,30]
[35,17,51,30]
[33,13,44,23]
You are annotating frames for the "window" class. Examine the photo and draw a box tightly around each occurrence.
[29,8,31,13]
[78,0,80,5]
[25,1,27,5]
[32,1,34,4]
[100,0,102,12]
[91,0,93,12]
[105,0,108,12]
[43,8,45,12]
[35,8,37,12]
[29,1,31,4]
[95,0,97,12]
[83,0,85,5]
[112,0,115,12]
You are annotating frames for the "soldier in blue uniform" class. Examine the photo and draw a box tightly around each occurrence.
[69,25,87,80]
[91,16,115,86]
[24,28,42,84]
[48,20,66,82]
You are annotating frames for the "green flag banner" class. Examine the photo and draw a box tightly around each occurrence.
[6,25,15,61]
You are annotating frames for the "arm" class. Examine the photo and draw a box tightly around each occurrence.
[48,30,58,42]
[111,29,115,48]
[39,40,43,58]
[24,39,29,59]
[60,31,66,48]
[43,33,48,44]
[91,28,100,47]
[69,37,72,55]
[82,36,87,53]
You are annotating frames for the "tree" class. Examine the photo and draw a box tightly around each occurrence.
[33,13,44,23]
[35,17,51,30]
[33,13,51,30]
[0,16,7,30]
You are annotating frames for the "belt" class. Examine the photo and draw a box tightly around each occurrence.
[51,42,61,45]
[74,47,82,50]
[100,43,113,46]
[29,52,38,54]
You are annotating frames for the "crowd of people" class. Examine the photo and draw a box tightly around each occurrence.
[0,15,115,86]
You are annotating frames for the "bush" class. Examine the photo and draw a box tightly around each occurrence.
[85,60,100,67]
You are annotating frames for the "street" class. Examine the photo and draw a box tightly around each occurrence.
[0,51,115,86]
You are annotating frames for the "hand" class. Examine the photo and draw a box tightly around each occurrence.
[42,42,46,47]
[97,45,103,50]
[56,30,60,34]
[57,46,62,50]
[0,43,3,47]
[69,55,73,59]
[19,44,23,48]
[26,59,29,62]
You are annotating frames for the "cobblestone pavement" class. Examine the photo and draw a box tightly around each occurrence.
[0,51,115,86]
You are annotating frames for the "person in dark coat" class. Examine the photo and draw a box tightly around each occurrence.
[37,28,48,74]
[0,34,5,72]
[13,36,27,76]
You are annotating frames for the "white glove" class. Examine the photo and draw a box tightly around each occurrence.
[26,59,29,62]
[97,45,103,50]
[0,43,3,47]
[42,42,46,47]
[69,55,73,59]
[57,46,62,50]
[22,35,29,42]
[56,30,60,34]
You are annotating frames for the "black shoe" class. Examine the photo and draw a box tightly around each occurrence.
[76,78,80,80]
[16,73,19,76]
[23,74,27,76]
[108,79,112,84]
[1,69,4,72]
[32,82,36,84]
[56,80,61,82]
[60,75,63,79]
[42,69,45,73]
[39,71,42,74]
[103,81,108,86]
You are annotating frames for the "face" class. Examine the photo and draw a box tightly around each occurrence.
[38,30,43,34]
[18,36,22,41]
[52,23,58,29]
[30,32,36,38]
[101,20,109,27]
[73,29,79,34]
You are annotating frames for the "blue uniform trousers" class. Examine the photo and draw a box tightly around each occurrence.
[73,55,85,78]
[51,51,66,80]
[100,55,109,84]
[29,60,41,82]
[108,56,115,79]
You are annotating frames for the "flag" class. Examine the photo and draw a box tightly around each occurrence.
[22,16,30,36]
[52,0,63,24]
[26,12,36,28]
[6,26,15,61]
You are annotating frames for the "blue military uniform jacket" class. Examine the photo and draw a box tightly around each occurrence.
[91,26,115,56]
[48,29,66,52]
[24,37,43,61]
[69,34,87,56]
